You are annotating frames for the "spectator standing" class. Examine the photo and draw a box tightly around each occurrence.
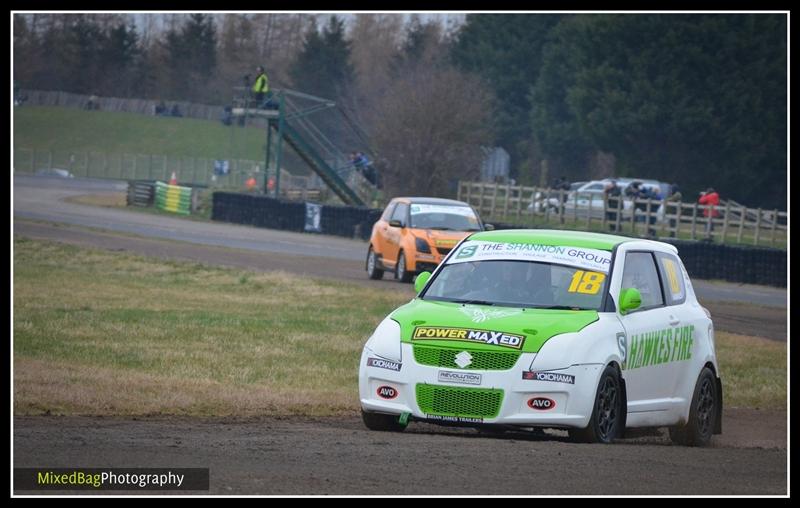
[604,180,622,232]
[665,184,682,237]
[252,66,270,108]
[698,187,721,237]
[86,95,99,110]
[641,186,662,238]
[245,174,258,192]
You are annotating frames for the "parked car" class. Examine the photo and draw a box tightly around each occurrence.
[35,168,75,178]
[528,181,587,212]
[359,229,722,446]
[367,197,490,282]
[562,179,671,222]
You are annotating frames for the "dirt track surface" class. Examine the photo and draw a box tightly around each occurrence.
[13,409,786,495]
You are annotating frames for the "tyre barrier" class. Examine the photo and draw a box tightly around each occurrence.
[127,180,155,207]
[155,181,192,215]
[212,192,380,240]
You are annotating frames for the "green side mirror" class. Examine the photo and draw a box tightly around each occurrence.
[619,288,642,314]
[484,223,495,231]
[414,271,432,293]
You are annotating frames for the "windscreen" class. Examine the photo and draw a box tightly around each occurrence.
[409,204,481,231]
[423,240,612,310]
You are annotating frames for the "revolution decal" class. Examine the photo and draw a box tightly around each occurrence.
[625,325,695,370]
[412,326,525,349]
[367,357,402,372]
[438,370,482,385]
[449,240,612,273]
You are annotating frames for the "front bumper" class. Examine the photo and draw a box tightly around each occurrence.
[359,344,602,429]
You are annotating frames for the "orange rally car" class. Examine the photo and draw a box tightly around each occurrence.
[366,197,490,282]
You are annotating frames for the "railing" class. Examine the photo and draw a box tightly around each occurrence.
[458,181,787,248]
[17,89,225,121]
[13,147,322,196]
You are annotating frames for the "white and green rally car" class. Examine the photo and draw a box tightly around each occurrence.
[359,229,722,445]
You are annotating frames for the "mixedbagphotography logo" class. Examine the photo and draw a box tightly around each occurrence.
[14,468,210,491]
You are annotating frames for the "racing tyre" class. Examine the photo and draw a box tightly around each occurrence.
[366,247,384,280]
[396,251,413,283]
[361,410,407,432]
[569,365,623,444]
[669,367,717,447]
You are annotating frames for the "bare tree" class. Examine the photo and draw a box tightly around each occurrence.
[349,14,403,104]
[368,65,495,198]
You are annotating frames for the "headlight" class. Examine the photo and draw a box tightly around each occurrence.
[364,317,402,362]
[415,236,431,254]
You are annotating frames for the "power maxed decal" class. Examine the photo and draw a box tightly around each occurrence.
[412,326,525,349]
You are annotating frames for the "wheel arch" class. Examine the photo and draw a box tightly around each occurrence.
[366,244,383,270]
[703,361,723,435]
[607,360,628,436]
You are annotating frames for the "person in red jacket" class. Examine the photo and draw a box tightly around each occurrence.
[698,187,720,236]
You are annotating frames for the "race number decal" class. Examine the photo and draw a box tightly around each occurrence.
[567,270,606,295]
[662,258,681,295]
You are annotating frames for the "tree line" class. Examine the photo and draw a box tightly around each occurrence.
[13,13,787,208]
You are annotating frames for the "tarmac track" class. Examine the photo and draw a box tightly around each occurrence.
[12,176,788,495]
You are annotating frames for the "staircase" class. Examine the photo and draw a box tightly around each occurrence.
[229,87,378,207]
[269,118,366,206]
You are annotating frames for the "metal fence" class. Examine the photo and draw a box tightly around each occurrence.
[458,181,788,248]
[13,147,323,194]
[18,89,225,121]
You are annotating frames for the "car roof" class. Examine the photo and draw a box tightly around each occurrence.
[600,178,666,187]
[469,229,680,253]
[468,229,635,251]
[394,197,471,206]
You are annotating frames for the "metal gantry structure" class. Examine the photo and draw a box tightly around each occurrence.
[230,87,377,207]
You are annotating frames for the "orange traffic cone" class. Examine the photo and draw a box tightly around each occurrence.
[169,171,178,185]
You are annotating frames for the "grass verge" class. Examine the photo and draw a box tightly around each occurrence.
[13,236,407,416]
[13,236,785,416]
[714,331,786,410]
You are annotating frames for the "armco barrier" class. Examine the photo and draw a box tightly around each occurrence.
[664,240,786,288]
[212,192,380,240]
[155,181,192,215]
